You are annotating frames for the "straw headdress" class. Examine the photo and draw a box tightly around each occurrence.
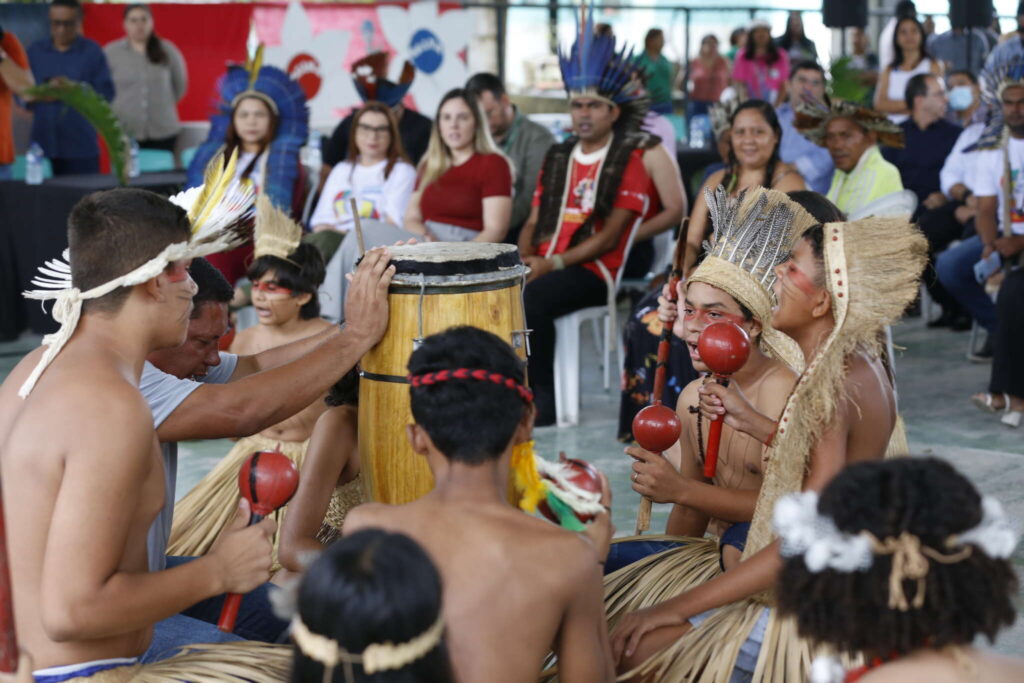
[690,186,815,372]
[794,97,905,149]
[253,194,303,263]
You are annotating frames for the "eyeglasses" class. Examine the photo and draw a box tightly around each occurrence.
[681,305,747,326]
[252,280,294,296]
[356,123,391,137]
[50,19,78,28]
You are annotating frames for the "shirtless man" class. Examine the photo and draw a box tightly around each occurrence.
[0,189,274,677]
[611,218,927,680]
[628,278,795,569]
[344,326,615,683]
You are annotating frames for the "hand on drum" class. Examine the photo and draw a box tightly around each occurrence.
[581,471,615,565]
[523,255,553,283]
[343,247,396,349]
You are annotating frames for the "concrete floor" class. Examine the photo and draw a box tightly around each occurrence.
[1,313,1021,656]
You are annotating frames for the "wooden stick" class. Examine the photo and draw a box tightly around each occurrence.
[350,198,366,257]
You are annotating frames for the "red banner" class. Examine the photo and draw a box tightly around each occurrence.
[82,3,253,123]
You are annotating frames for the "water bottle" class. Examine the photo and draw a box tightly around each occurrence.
[25,143,45,185]
[689,115,707,149]
[128,139,141,178]
[301,130,322,170]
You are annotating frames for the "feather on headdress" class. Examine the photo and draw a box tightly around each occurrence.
[351,52,415,108]
[971,55,1024,151]
[253,194,302,262]
[19,150,256,398]
[690,187,815,371]
[709,98,740,140]
[794,96,905,149]
[558,5,648,131]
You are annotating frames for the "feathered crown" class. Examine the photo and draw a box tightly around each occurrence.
[253,194,302,263]
[794,96,905,149]
[351,52,415,107]
[558,5,648,131]
[709,98,740,139]
[19,150,256,398]
[972,55,1024,151]
[186,45,309,211]
[690,187,817,370]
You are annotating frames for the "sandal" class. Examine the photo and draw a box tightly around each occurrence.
[971,393,1010,414]
[1002,411,1023,428]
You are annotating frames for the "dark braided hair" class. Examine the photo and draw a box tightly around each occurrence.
[722,100,782,195]
[776,458,1018,658]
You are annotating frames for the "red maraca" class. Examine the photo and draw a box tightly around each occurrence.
[697,322,751,478]
[217,449,300,632]
[538,455,603,525]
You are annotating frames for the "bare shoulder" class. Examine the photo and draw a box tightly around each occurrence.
[642,143,671,169]
[341,501,401,536]
[704,169,726,189]
[678,376,703,409]
[772,163,806,191]
[229,325,258,354]
[760,360,798,393]
[842,351,891,405]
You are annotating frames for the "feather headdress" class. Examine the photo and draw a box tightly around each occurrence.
[253,194,302,262]
[351,52,415,108]
[709,98,740,140]
[971,55,1024,151]
[794,96,905,149]
[19,150,256,398]
[690,186,815,371]
[558,5,648,132]
[186,45,309,212]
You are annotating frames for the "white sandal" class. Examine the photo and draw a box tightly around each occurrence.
[1002,411,1023,428]
[971,393,1010,414]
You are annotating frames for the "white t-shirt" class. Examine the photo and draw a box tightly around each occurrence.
[939,122,984,197]
[140,352,238,571]
[886,59,934,124]
[311,158,416,232]
[973,137,1024,236]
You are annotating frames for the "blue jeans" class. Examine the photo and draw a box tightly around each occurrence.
[164,556,289,643]
[603,539,686,575]
[142,614,242,663]
[936,235,997,332]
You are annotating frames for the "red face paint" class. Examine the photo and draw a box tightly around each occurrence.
[682,305,747,326]
[779,261,819,298]
[252,280,294,296]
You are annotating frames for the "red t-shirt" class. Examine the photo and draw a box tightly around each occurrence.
[418,152,512,231]
[1,32,29,165]
[532,147,650,281]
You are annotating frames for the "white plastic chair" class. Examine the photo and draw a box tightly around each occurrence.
[552,198,648,427]
[619,227,674,292]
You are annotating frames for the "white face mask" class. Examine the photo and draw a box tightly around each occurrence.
[948,85,975,112]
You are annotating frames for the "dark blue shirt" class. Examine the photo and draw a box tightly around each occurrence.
[881,118,961,203]
[27,36,115,160]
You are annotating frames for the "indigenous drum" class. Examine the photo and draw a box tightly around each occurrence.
[359,243,529,504]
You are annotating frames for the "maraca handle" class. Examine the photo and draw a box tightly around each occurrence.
[703,378,730,479]
[634,497,653,535]
[216,512,265,633]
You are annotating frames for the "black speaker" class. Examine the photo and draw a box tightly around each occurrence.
[822,0,867,29]
[949,0,992,28]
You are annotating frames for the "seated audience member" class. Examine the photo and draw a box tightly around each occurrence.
[635,28,673,115]
[849,26,880,92]
[278,371,361,573]
[972,267,1024,427]
[0,188,273,678]
[929,18,993,74]
[309,101,415,320]
[776,458,1024,682]
[171,236,334,565]
[776,61,834,194]
[775,12,817,64]
[517,20,655,425]
[875,15,943,124]
[26,0,114,175]
[322,53,431,168]
[344,326,614,683]
[878,1,918,73]
[946,69,982,127]
[939,63,1024,356]
[794,98,904,217]
[982,3,1024,76]
[0,25,33,181]
[685,34,729,120]
[465,72,555,243]
[330,88,513,314]
[290,529,454,682]
[186,55,308,284]
[731,20,789,107]
[726,27,746,61]
[684,100,805,276]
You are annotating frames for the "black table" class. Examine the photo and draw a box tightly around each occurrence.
[0,171,187,338]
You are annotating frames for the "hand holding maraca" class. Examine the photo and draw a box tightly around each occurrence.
[696,322,751,478]
[208,499,276,595]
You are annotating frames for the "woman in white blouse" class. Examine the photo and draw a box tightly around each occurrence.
[874,15,943,124]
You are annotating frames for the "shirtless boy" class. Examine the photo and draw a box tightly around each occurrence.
[0,190,274,678]
[344,326,615,683]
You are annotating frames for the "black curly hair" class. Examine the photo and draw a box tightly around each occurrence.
[776,457,1018,658]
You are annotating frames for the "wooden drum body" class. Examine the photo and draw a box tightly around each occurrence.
[358,243,528,504]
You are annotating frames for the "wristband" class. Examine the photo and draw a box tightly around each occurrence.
[550,254,566,270]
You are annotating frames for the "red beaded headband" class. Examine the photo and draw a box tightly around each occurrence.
[407,368,534,403]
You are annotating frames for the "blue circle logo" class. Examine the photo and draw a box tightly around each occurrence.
[409,29,444,74]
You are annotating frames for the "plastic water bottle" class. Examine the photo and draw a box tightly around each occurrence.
[689,114,709,149]
[25,143,45,185]
[128,139,141,178]
[301,130,322,170]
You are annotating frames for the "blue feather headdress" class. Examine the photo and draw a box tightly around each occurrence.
[352,52,415,108]
[558,6,648,132]
[187,46,309,213]
[970,56,1024,151]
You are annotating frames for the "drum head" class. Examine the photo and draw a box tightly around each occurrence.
[385,242,528,287]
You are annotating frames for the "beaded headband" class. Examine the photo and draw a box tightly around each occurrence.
[407,368,534,403]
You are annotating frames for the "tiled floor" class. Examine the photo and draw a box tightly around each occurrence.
[2,314,1022,655]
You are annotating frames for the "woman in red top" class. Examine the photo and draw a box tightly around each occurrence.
[405,88,513,243]
[686,34,730,119]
